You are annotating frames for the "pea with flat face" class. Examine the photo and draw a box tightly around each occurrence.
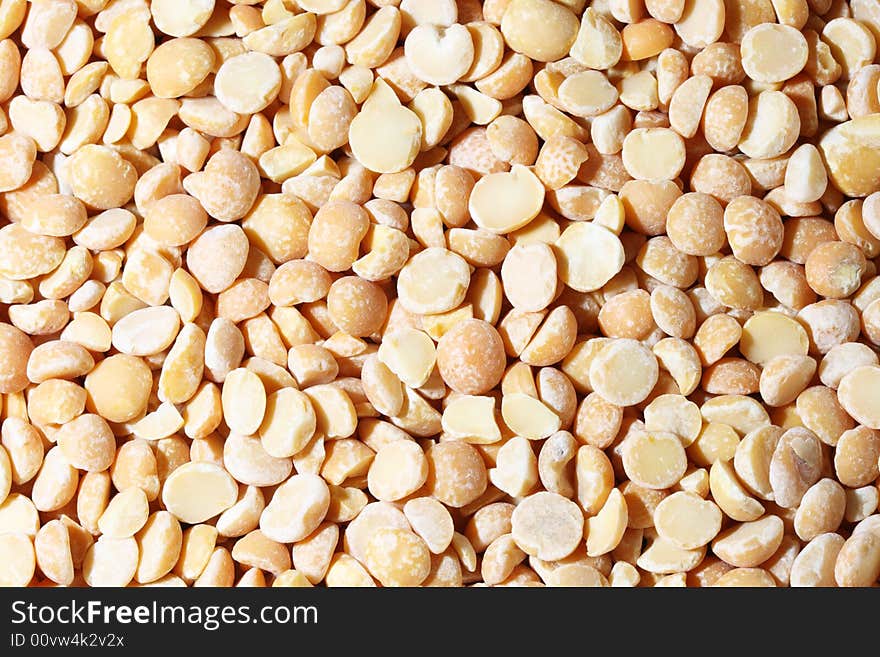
[511,491,583,561]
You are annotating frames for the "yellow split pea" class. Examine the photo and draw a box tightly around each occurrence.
[0,0,878,590]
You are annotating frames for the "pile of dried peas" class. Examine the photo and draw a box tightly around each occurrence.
[4,0,880,589]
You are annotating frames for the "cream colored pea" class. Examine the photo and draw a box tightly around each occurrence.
[805,241,867,299]
[289,522,338,585]
[378,328,436,388]
[573,393,622,450]
[341,500,407,564]
[689,423,741,468]
[789,532,845,587]
[712,515,785,569]
[156,323,204,404]
[368,440,427,502]
[231,530,291,577]
[846,486,879,524]
[20,192,86,237]
[9,298,68,336]
[135,511,183,584]
[711,568,776,587]
[146,37,214,98]
[325,552,376,587]
[464,502,514,553]
[223,432,291,487]
[143,194,207,248]
[637,535,705,574]
[481,533,527,585]
[668,74,712,140]
[74,471,109,537]
[215,485,264,539]
[644,394,702,446]
[501,393,561,440]
[184,150,261,223]
[618,70,659,112]
[305,384,357,439]
[162,461,238,524]
[536,430,576,498]
[404,24,473,87]
[511,491,583,561]
[56,413,115,473]
[1,419,42,486]
[500,243,557,313]
[31,445,77,512]
[426,441,487,508]
[320,438,373,486]
[98,488,149,539]
[609,561,640,587]
[468,164,544,234]
[403,497,454,555]
[794,478,846,542]
[590,338,659,407]
[204,318,245,384]
[674,0,724,47]
[770,427,823,509]
[0,223,64,281]
[557,70,618,118]
[26,378,85,426]
[759,355,817,407]
[65,144,137,210]
[348,79,421,174]
[741,24,808,83]
[835,531,880,587]
[623,430,687,490]
[360,355,404,418]
[622,128,685,182]
[258,387,316,459]
[738,91,801,160]
[0,493,39,536]
[740,311,809,367]
[26,340,93,385]
[0,132,36,194]
[834,426,880,487]
[838,365,880,429]
[34,519,73,586]
[109,305,180,358]
[0,533,34,586]
[111,439,160,502]
[785,143,828,204]
[724,196,784,266]
[221,368,267,436]
[570,8,621,69]
[500,0,578,62]
[221,279,273,325]
[704,256,763,311]
[260,474,329,543]
[488,433,537,497]
[83,536,138,587]
[823,17,877,80]
[363,528,430,587]
[396,247,470,315]
[733,425,783,502]
[585,488,627,557]
[441,395,501,444]
[654,492,722,550]
[192,547,235,587]
[269,260,331,307]
[213,51,281,115]
[555,222,625,293]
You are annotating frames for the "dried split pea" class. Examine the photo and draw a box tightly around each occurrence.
[0,0,877,590]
